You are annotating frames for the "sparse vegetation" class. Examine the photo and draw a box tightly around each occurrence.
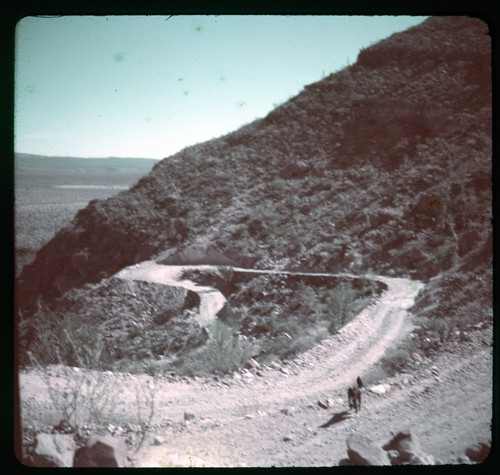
[26,311,159,453]
[381,347,413,376]
[183,270,385,365]
[22,306,113,369]
[175,319,258,376]
[15,17,492,466]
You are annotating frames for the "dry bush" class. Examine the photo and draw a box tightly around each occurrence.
[176,319,258,376]
[381,347,413,376]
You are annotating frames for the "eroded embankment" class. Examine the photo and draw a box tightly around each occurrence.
[115,262,227,327]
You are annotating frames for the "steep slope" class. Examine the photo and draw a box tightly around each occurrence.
[16,16,492,327]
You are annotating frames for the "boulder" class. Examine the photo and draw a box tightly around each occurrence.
[245,357,260,370]
[184,412,196,421]
[32,433,76,467]
[183,290,201,311]
[369,384,388,394]
[318,398,334,409]
[152,435,166,446]
[73,435,128,467]
[280,406,297,416]
[346,434,391,466]
[409,452,436,465]
[383,430,422,463]
[465,441,491,462]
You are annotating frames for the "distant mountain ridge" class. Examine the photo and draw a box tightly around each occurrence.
[16,153,159,160]
[17,16,492,325]
[15,153,159,174]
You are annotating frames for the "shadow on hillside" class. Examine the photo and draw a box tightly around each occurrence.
[319,410,352,428]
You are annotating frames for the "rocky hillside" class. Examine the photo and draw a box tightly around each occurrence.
[17,17,492,329]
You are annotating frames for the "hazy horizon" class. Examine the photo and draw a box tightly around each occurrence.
[15,151,161,161]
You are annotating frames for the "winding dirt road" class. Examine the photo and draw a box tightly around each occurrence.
[18,265,492,466]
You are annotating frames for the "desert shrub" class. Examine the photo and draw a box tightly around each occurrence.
[216,265,235,283]
[24,307,112,370]
[180,268,200,281]
[30,363,159,454]
[325,282,357,332]
[247,216,269,239]
[34,365,122,432]
[381,347,412,376]
[176,319,258,376]
[455,313,478,332]
[266,178,290,198]
[425,317,454,343]
[292,281,320,317]
[261,324,330,362]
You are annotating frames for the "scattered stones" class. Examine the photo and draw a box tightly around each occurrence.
[245,358,260,370]
[317,398,335,409]
[125,423,141,433]
[242,371,254,380]
[280,406,297,416]
[73,435,128,467]
[32,433,76,467]
[346,434,391,465]
[52,419,73,435]
[411,352,422,363]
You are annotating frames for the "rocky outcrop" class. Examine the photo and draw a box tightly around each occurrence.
[383,430,424,464]
[345,434,391,466]
[368,384,388,394]
[341,431,437,466]
[32,433,76,467]
[73,435,128,467]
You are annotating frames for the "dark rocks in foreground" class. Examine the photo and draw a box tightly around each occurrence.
[341,430,491,466]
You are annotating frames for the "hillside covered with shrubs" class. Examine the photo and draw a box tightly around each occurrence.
[17,16,492,351]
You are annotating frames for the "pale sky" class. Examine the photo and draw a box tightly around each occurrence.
[15,15,427,159]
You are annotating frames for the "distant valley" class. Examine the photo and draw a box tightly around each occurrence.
[15,153,159,274]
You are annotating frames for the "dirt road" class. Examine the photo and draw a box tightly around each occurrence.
[18,266,492,466]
